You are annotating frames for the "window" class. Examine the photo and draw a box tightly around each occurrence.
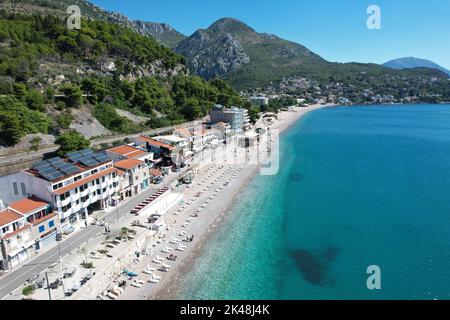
[20,183,26,196]
[38,225,45,233]
[48,220,55,228]
[13,182,18,195]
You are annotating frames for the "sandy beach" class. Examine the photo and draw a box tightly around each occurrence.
[112,103,334,300]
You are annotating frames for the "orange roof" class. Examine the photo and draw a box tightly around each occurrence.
[150,169,163,177]
[54,167,117,195]
[30,212,58,226]
[114,159,144,170]
[137,136,175,150]
[173,127,193,138]
[1,224,32,239]
[0,209,23,227]
[116,169,127,176]
[9,197,48,215]
[107,145,147,159]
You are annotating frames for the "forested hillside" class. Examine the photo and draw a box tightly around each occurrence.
[0,11,245,149]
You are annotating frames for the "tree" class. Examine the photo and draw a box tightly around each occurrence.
[0,111,22,146]
[56,110,73,129]
[55,130,90,156]
[81,78,108,103]
[22,285,35,300]
[60,84,82,108]
[181,98,202,121]
[25,89,45,112]
[13,83,27,102]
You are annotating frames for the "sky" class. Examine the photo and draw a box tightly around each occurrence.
[90,0,450,70]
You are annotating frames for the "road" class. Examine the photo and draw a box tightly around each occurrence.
[0,178,176,299]
[0,134,240,299]
[0,119,203,168]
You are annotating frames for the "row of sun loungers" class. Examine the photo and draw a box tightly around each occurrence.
[130,187,170,215]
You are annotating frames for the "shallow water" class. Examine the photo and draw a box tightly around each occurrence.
[179,104,450,300]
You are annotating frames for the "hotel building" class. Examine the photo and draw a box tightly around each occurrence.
[0,149,119,230]
[0,197,60,270]
[209,105,250,133]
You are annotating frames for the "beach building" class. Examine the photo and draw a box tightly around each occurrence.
[133,136,175,167]
[152,135,193,167]
[0,149,119,230]
[114,158,150,200]
[250,96,269,107]
[210,105,250,133]
[173,125,216,154]
[210,121,232,141]
[106,145,153,164]
[0,197,60,270]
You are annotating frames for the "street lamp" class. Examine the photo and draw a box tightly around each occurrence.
[56,229,65,295]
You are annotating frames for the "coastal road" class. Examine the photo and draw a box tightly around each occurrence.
[0,182,169,299]
[0,134,241,299]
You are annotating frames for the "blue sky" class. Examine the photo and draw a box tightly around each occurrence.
[90,0,450,70]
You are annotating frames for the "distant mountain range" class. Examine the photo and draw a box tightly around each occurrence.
[383,57,450,77]
[2,0,448,90]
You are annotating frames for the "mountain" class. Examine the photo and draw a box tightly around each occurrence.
[383,57,450,77]
[0,0,186,48]
[175,18,329,88]
[131,21,186,48]
[175,18,448,89]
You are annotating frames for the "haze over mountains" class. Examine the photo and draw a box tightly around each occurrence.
[383,57,450,77]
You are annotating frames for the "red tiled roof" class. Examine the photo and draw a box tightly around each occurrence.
[54,167,117,195]
[0,209,23,227]
[150,169,163,177]
[116,169,127,176]
[9,197,48,215]
[173,127,193,138]
[114,159,144,170]
[1,225,32,239]
[107,145,146,159]
[137,136,175,150]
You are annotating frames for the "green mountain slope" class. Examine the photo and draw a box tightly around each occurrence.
[175,18,448,89]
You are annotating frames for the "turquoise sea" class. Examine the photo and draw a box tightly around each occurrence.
[179,104,450,300]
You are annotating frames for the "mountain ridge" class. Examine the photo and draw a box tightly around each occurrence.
[383,57,450,77]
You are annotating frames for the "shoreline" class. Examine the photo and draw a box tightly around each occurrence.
[149,103,335,300]
[112,103,335,300]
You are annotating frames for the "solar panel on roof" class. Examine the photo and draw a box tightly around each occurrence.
[78,157,99,167]
[40,170,64,181]
[67,152,83,162]
[33,161,51,170]
[81,149,93,156]
[93,153,111,162]
[60,166,78,175]
[47,157,64,164]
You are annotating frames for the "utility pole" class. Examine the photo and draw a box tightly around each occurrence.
[45,272,52,301]
[56,229,65,295]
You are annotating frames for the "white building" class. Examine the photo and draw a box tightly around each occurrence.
[0,149,120,230]
[250,96,269,107]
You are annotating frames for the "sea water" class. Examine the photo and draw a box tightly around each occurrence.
[179,104,450,300]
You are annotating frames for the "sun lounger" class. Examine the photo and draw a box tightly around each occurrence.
[107,291,118,300]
